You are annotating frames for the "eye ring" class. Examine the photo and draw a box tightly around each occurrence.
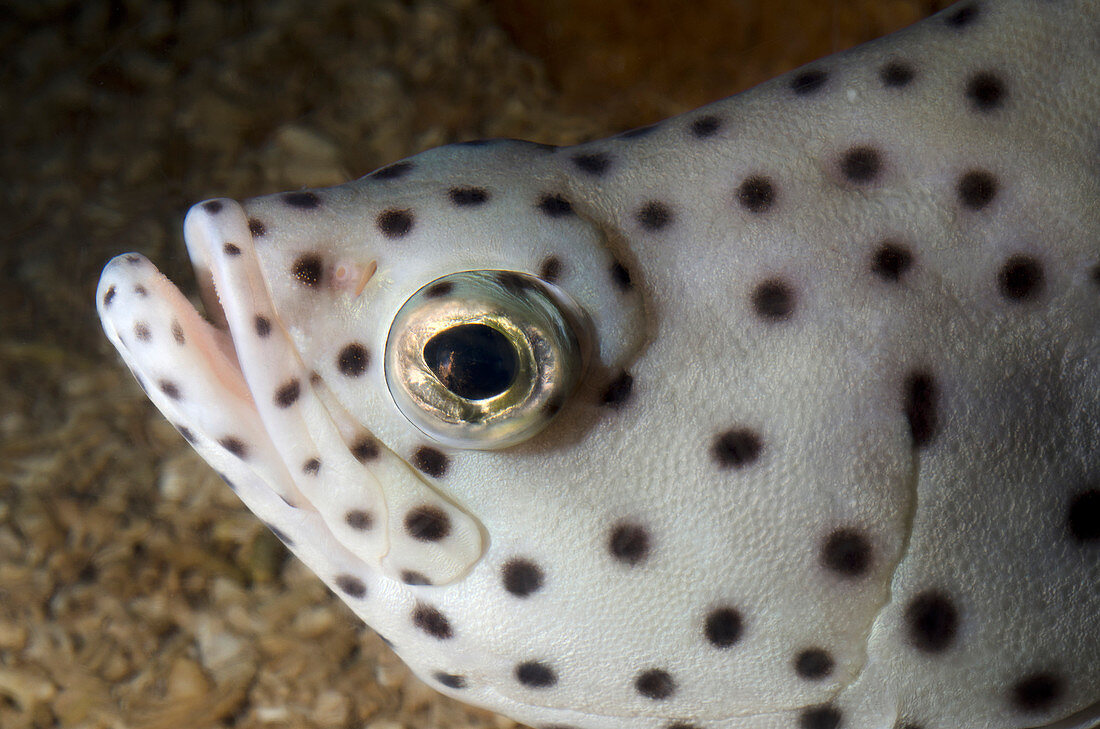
[385,270,587,449]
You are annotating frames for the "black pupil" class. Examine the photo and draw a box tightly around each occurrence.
[424,323,519,400]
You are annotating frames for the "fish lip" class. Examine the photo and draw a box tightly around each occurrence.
[180,198,276,387]
[182,198,243,334]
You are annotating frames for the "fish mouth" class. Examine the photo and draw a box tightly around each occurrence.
[182,199,249,337]
[177,197,485,585]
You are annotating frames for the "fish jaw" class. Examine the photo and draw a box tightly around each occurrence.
[97,200,485,588]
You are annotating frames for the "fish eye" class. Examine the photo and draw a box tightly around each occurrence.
[385,270,587,449]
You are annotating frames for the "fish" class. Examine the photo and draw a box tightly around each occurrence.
[95,0,1099,727]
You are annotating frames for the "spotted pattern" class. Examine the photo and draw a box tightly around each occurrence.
[794,648,833,680]
[372,161,414,180]
[905,590,959,653]
[600,371,634,408]
[335,574,366,598]
[903,371,938,447]
[412,446,448,478]
[283,191,321,209]
[880,60,915,87]
[800,705,842,729]
[537,194,573,217]
[95,6,1100,727]
[711,429,762,469]
[218,436,248,459]
[405,505,450,542]
[413,603,453,639]
[608,522,649,566]
[790,70,827,95]
[957,170,998,209]
[158,379,181,400]
[839,146,881,183]
[292,255,323,287]
[1067,489,1099,542]
[871,242,914,281]
[502,558,544,597]
[274,379,300,408]
[345,509,374,530]
[377,209,414,238]
[171,320,185,345]
[737,176,775,213]
[752,279,796,320]
[515,661,556,688]
[820,528,872,578]
[449,187,490,206]
[634,669,675,700]
[538,256,563,283]
[637,201,673,231]
[704,607,743,648]
[434,672,466,689]
[690,115,722,138]
[571,152,611,176]
[254,315,272,337]
[966,71,1006,111]
[998,255,1043,301]
[350,436,380,463]
[336,343,369,377]
[1011,673,1063,713]
[402,570,431,586]
[945,3,980,29]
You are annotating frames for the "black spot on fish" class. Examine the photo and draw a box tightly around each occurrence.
[412,603,453,639]
[537,194,574,217]
[690,115,723,137]
[704,606,743,648]
[790,69,828,95]
[335,574,366,598]
[634,669,675,700]
[737,176,775,213]
[283,191,321,209]
[372,161,414,180]
[405,504,451,541]
[821,528,872,578]
[711,428,762,468]
[957,170,998,209]
[998,255,1043,301]
[449,187,490,206]
[292,255,324,287]
[502,558,544,597]
[966,71,1006,111]
[377,209,414,238]
[880,60,915,87]
[412,446,448,477]
[345,510,374,531]
[608,522,649,565]
[571,152,611,176]
[637,201,673,230]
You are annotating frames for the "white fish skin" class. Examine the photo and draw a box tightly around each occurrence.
[97,1,1099,728]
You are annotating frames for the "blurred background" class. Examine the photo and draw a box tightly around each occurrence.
[0,1,949,727]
